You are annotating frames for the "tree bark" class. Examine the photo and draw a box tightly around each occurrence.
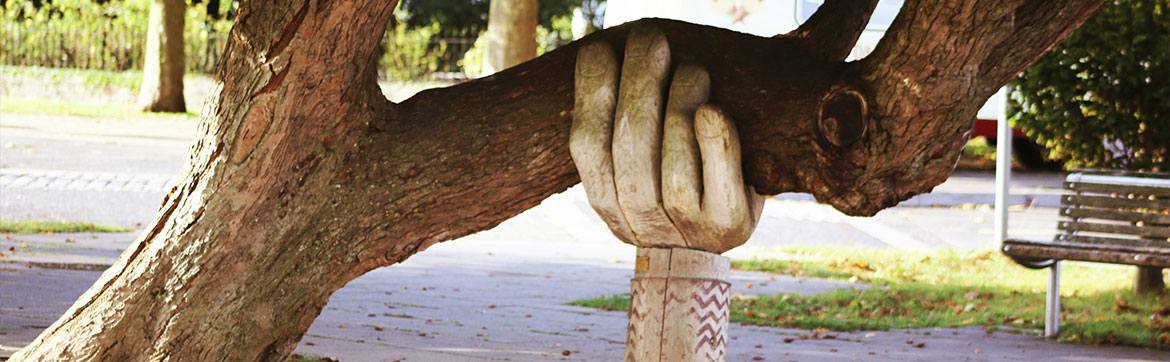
[13,0,1104,360]
[137,0,187,113]
[483,0,539,74]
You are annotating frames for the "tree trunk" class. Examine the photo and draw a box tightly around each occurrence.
[13,0,1104,360]
[1135,266,1166,294]
[137,0,187,113]
[483,0,538,74]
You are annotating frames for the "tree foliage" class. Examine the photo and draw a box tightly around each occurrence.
[1010,0,1168,171]
[395,0,597,37]
[0,0,234,72]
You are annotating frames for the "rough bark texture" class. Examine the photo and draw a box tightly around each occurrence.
[14,0,1105,360]
[483,0,539,74]
[137,0,186,113]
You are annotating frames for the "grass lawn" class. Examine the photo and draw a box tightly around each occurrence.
[0,220,131,234]
[0,96,198,119]
[569,247,1170,349]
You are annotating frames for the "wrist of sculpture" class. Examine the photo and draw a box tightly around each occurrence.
[626,247,731,361]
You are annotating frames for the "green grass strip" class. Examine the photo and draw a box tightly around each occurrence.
[569,248,1169,348]
[0,220,132,234]
[0,96,198,119]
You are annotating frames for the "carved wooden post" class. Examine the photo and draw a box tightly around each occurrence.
[627,247,731,362]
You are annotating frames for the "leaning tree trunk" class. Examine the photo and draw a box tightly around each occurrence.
[483,0,539,74]
[13,0,1103,360]
[137,0,186,113]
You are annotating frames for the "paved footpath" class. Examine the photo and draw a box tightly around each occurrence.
[2,112,1166,361]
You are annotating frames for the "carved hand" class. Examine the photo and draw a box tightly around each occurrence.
[570,27,764,254]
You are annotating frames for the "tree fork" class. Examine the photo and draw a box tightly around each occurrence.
[14,0,1105,360]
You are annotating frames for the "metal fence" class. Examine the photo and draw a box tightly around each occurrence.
[0,24,228,73]
[1,24,570,80]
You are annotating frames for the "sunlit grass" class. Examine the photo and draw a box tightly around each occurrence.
[570,247,1170,348]
[0,219,132,234]
[0,96,198,119]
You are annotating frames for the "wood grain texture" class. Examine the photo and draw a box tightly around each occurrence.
[627,248,731,362]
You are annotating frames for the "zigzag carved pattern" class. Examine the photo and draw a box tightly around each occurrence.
[685,279,730,360]
[626,278,666,362]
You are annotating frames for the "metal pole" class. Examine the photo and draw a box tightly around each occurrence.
[1045,261,1061,337]
[993,86,1013,247]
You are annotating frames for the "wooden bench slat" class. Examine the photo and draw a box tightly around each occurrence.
[1003,239,1170,267]
[1058,220,1170,239]
[1011,238,1170,256]
[1061,207,1170,225]
[1065,181,1170,197]
[1073,169,1170,178]
[1061,194,1170,210]
[1055,234,1170,249]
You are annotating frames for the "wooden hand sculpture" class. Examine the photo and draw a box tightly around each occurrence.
[571,26,764,362]
[571,26,765,255]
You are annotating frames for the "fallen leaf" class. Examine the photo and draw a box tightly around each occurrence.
[754,344,763,348]
[745,282,754,288]
[783,338,794,343]
[18,242,29,248]
[1157,333,1169,345]
[488,304,496,309]
[576,328,589,332]
[752,356,765,361]
[916,342,925,348]
[906,339,914,344]
[338,324,347,328]
[561,350,571,356]
[1115,297,1139,313]
[974,349,981,354]
[373,326,384,331]
[964,291,980,300]
[418,333,427,336]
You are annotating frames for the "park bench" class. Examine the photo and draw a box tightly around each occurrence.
[1001,169,1169,337]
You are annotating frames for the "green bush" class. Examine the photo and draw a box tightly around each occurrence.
[379,21,453,81]
[1010,0,1168,171]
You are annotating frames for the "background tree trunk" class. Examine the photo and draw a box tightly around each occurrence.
[137,0,186,113]
[483,0,538,74]
[13,0,1104,360]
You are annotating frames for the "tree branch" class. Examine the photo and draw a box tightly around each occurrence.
[393,1,1104,217]
[977,0,1105,96]
[787,0,881,61]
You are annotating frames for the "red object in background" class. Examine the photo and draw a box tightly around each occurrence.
[971,118,1026,140]
[969,118,1060,169]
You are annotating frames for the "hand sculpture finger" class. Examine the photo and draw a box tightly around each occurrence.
[694,104,765,251]
[570,42,638,244]
[661,65,763,253]
[661,63,710,249]
[611,27,689,247]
